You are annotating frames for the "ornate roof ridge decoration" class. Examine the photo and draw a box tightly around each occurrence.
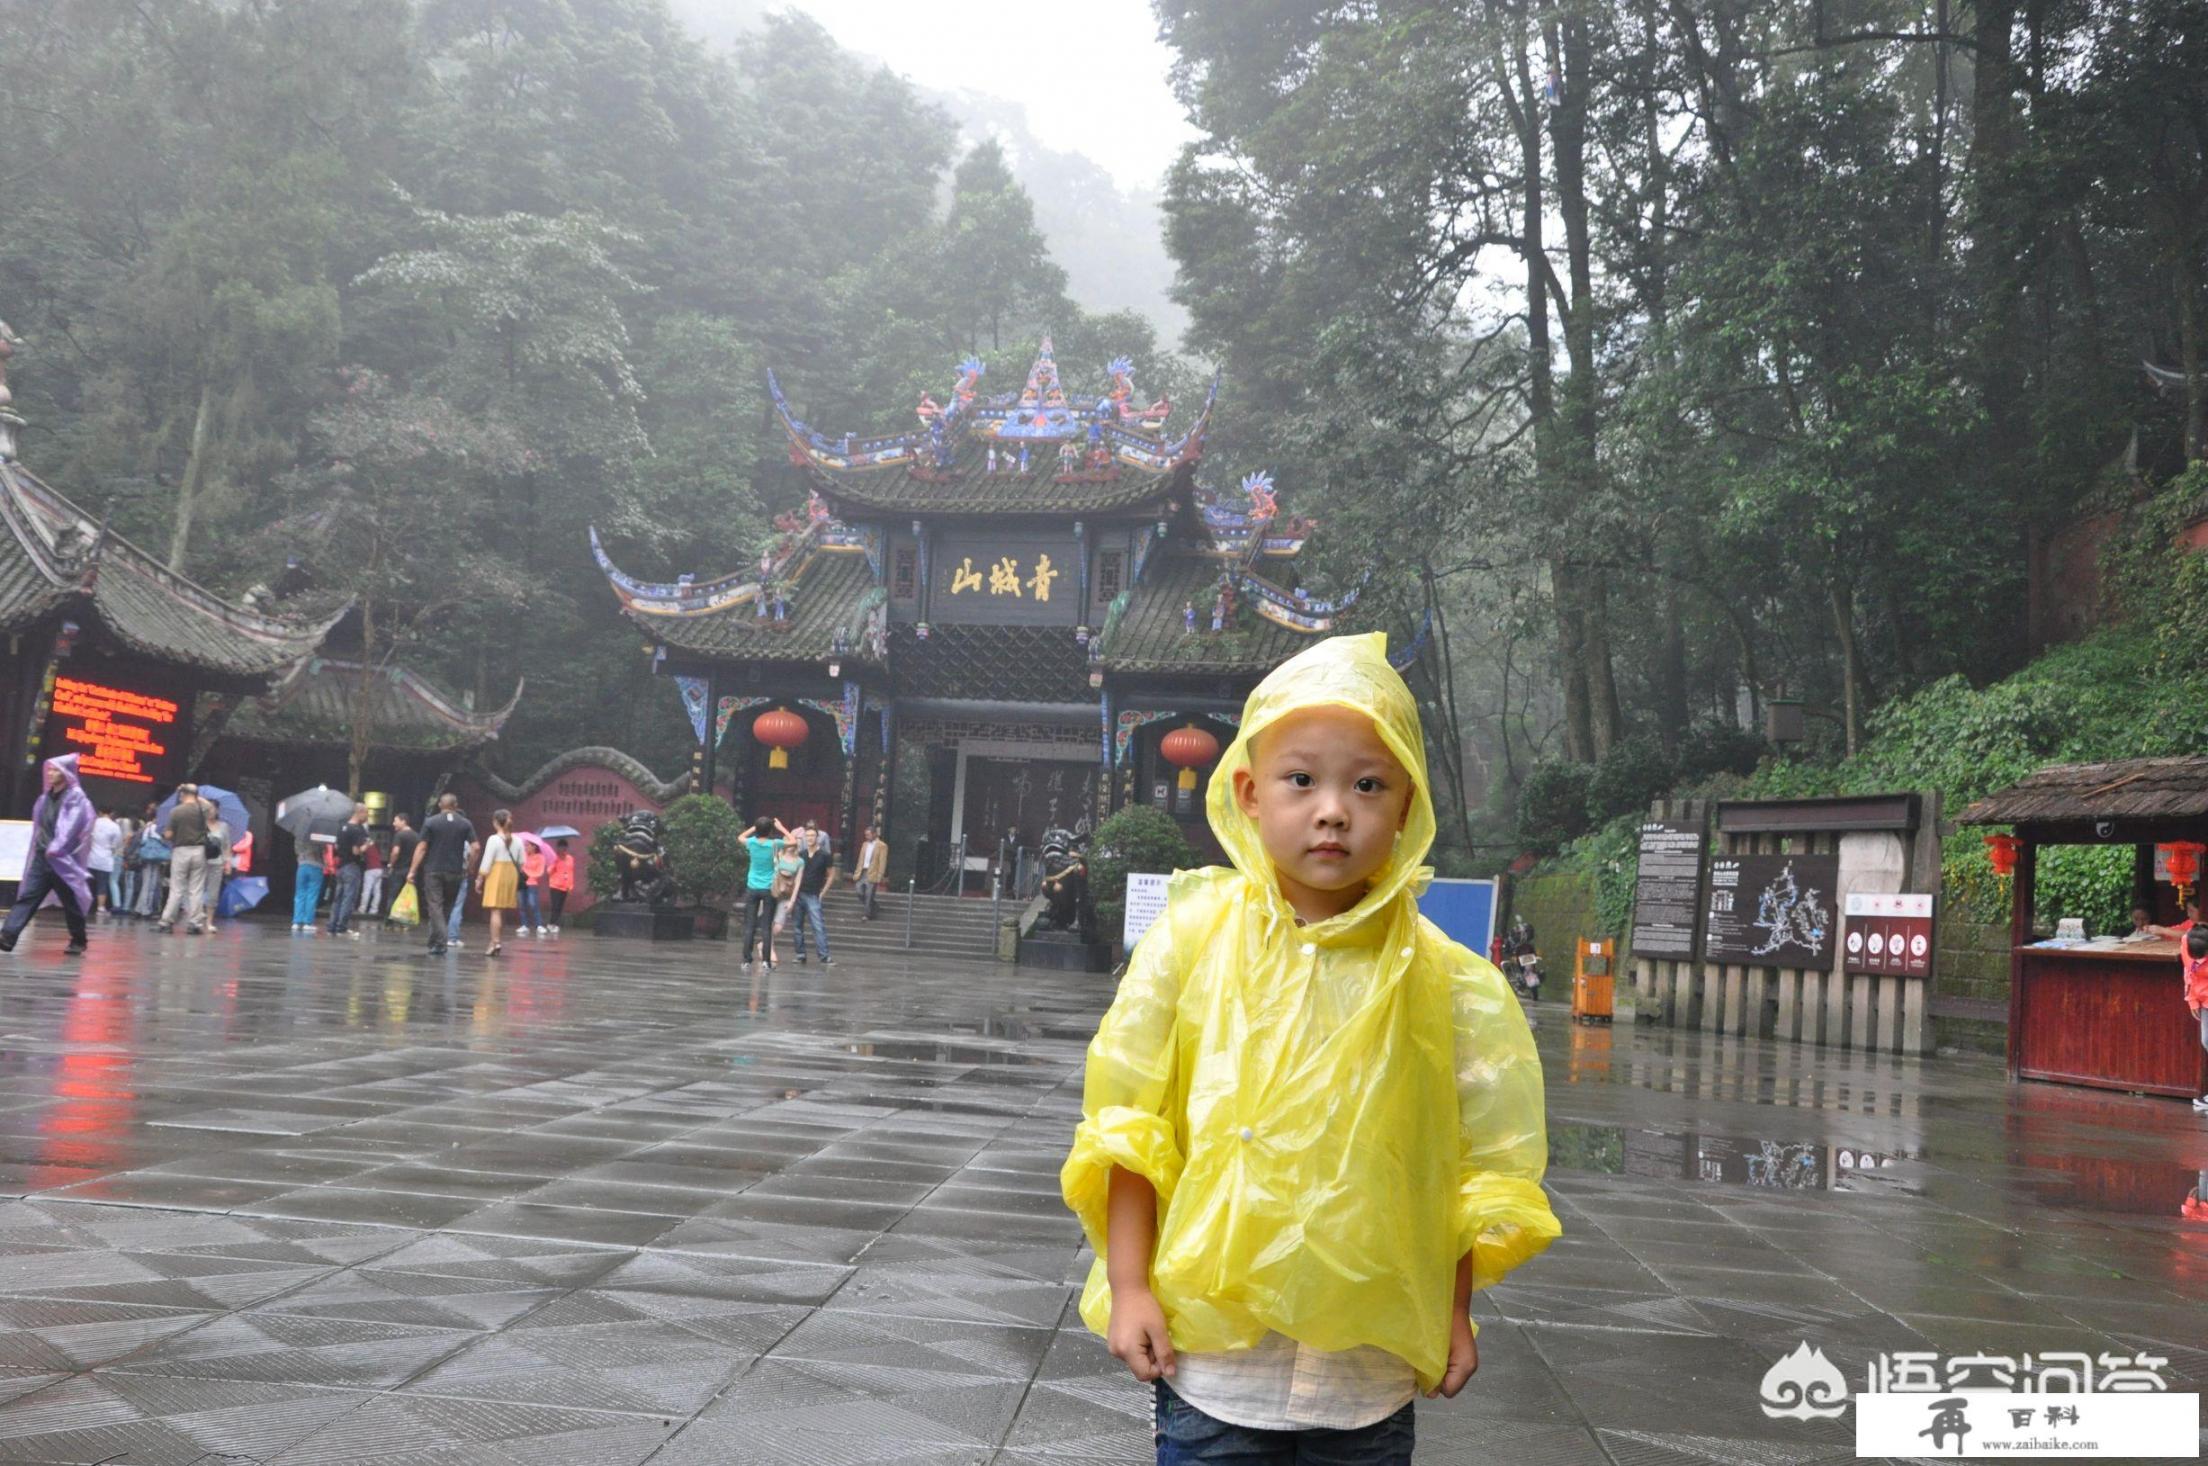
[470,745,693,805]
[1197,468,1316,559]
[768,342,1219,489]
[0,459,349,677]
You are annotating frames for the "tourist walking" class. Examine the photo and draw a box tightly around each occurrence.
[130,806,169,919]
[159,783,212,935]
[408,795,476,956]
[328,804,370,937]
[851,825,887,920]
[547,839,574,935]
[475,810,522,957]
[385,813,420,924]
[89,806,122,917]
[204,813,232,929]
[771,834,803,941]
[517,838,547,936]
[0,754,94,956]
[358,835,385,917]
[793,827,836,965]
[738,815,791,973]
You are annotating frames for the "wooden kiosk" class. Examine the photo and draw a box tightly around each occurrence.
[1959,757,2208,1100]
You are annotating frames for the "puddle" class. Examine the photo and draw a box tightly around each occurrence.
[843,1040,1047,1067]
[1550,1120,1923,1194]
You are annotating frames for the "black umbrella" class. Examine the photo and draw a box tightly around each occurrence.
[276,786,354,843]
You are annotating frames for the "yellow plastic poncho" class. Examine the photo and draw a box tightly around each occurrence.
[1061,632,1559,1390]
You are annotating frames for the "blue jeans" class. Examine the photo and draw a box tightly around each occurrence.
[1154,1382,1414,1465]
[517,883,542,929]
[292,864,324,926]
[447,880,467,942]
[794,891,829,960]
[328,865,362,933]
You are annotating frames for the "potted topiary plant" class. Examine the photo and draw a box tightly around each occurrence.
[658,794,748,938]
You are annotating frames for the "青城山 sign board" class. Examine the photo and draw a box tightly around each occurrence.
[41,676,186,788]
[929,534,1081,626]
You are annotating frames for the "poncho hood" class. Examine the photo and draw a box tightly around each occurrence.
[43,753,83,794]
[1205,631,1433,940]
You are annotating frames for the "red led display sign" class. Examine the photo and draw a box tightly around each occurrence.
[47,677,180,785]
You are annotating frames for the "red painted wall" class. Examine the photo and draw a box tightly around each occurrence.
[448,761,673,914]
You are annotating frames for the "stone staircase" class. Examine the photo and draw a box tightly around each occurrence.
[812,887,1006,963]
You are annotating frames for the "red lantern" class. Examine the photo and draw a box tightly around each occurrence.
[1160,724,1221,792]
[1983,833,2020,881]
[753,707,809,771]
[2159,840,2205,906]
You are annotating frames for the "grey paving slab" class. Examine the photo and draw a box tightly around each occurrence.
[0,918,2196,1463]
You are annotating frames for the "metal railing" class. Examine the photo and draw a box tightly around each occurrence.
[903,877,915,950]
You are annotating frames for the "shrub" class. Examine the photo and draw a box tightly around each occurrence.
[587,821,624,899]
[660,794,749,908]
[1088,805,1199,937]
[1675,722,1769,783]
[1517,762,1593,855]
[1586,736,1677,825]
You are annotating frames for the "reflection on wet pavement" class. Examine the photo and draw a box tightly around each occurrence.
[0,921,2197,1463]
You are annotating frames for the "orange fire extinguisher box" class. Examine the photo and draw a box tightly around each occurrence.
[1573,937,1615,1023]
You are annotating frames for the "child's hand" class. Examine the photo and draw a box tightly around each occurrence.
[1106,1287,1177,1382]
[1426,1313,1479,1398]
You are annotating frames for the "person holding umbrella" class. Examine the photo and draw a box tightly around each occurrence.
[547,837,576,935]
[1,754,95,956]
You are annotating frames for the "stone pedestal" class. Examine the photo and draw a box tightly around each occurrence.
[594,902,695,941]
[1018,926,1112,972]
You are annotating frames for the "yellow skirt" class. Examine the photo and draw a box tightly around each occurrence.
[480,861,519,909]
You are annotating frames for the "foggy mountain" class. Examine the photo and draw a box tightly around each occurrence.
[668,1,1186,346]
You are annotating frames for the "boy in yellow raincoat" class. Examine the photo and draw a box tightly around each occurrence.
[1062,632,1559,1463]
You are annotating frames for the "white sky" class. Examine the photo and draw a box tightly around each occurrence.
[779,0,1201,192]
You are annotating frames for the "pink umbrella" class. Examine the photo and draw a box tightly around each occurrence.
[514,830,555,874]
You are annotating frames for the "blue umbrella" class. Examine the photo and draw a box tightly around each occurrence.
[156,783,249,840]
[217,875,268,917]
[538,825,582,840]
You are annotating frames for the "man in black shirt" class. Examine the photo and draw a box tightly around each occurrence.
[792,828,836,965]
[385,813,421,925]
[328,803,370,938]
[407,794,477,956]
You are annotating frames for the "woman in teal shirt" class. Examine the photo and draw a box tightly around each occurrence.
[739,816,790,972]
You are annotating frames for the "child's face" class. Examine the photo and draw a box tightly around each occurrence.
[1232,704,1413,922]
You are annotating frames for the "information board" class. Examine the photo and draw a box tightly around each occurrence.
[1703,852,1839,970]
[43,676,183,786]
[0,820,29,884]
[1122,871,1170,950]
[1843,891,1933,978]
[1422,877,1498,959]
[1630,820,1706,958]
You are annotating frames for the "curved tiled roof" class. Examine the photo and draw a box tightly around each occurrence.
[806,440,1190,518]
[222,657,522,753]
[1095,555,1320,675]
[0,460,345,681]
[612,546,885,665]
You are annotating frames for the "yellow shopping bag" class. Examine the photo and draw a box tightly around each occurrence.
[388,881,421,926]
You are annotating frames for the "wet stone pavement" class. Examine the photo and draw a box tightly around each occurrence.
[0,916,2199,1464]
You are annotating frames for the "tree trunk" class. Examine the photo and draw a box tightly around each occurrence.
[166,382,214,573]
[1658,582,1690,748]
[1829,579,1861,757]
[2178,247,2207,462]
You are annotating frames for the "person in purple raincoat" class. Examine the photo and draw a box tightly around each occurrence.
[1,753,94,955]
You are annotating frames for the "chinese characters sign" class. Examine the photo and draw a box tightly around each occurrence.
[44,677,182,786]
[929,536,1080,625]
[1630,820,1705,958]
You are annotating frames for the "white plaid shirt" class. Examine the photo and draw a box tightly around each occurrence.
[1167,1333,1416,1431]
